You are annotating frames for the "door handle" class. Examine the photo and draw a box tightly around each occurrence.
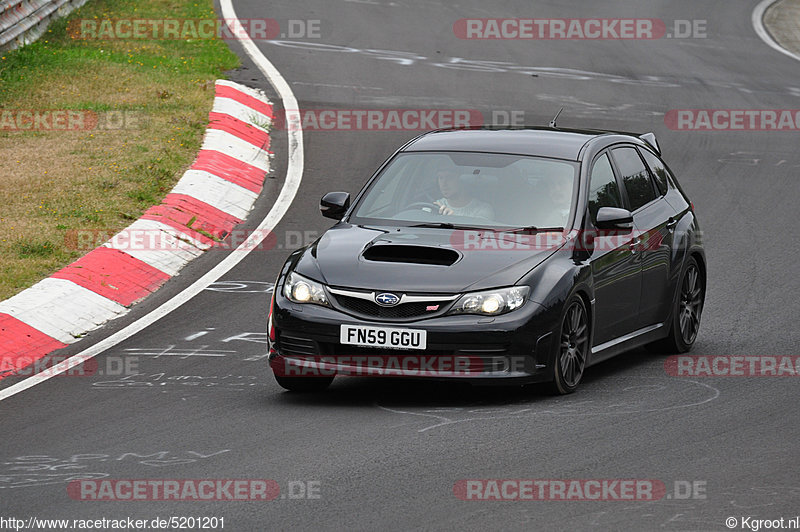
[666,217,678,231]
[629,238,641,253]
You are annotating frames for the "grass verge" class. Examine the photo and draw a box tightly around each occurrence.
[0,0,240,300]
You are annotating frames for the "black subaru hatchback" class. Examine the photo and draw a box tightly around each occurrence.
[267,127,705,394]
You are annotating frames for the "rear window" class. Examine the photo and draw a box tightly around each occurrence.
[640,149,670,195]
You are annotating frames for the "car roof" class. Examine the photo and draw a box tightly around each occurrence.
[402,126,639,161]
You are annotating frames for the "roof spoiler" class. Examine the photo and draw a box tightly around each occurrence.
[639,132,660,155]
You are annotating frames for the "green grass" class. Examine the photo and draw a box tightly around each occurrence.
[13,240,56,258]
[0,0,240,300]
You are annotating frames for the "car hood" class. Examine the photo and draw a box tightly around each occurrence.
[292,223,563,293]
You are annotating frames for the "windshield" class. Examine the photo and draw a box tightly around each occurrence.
[349,151,578,229]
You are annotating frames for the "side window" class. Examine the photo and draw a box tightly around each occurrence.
[611,147,657,211]
[588,153,622,222]
[639,148,670,195]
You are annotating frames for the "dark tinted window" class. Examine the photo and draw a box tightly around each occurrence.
[588,153,622,221]
[640,149,670,195]
[612,147,656,211]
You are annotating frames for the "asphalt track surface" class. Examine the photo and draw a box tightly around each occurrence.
[2,1,800,530]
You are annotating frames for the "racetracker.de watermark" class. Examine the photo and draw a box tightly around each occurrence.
[67,479,279,501]
[665,109,800,130]
[65,229,319,252]
[272,109,483,131]
[666,356,800,377]
[453,18,706,39]
[67,479,322,501]
[449,229,671,253]
[272,354,500,377]
[67,18,321,40]
[0,354,138,379]
[0,110,146,131]
[453,479,707,501]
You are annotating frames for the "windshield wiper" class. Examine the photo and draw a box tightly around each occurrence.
[409,223,501,230]
[408,223,563,232]
[500,226,564,234]
[409,222,455,229]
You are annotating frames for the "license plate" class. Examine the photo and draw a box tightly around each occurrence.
[340,325,427,350]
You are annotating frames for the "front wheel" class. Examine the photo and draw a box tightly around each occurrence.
[274,374,334,392]
[549,295,590,395]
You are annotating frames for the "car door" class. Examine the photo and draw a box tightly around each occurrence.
[637,147,682,327]
[586,151,642,346]
[609,146,674,330]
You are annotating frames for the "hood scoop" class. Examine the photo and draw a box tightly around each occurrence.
[362,244,459,266]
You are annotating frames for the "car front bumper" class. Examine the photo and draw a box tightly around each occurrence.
[268,291,561,385]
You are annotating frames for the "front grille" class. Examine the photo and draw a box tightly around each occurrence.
[333,294,439,319]
[279,334,319,356]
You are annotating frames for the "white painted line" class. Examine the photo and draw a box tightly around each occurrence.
[0,278,128,344]
[201,129,271,172]
[0,9,303,400]
[184,330,210,341]
[752,0,800,63]
[172,169,259,220]
[212,97,271,131]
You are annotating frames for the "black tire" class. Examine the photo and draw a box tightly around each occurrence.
[649,256,705,353]
[549,295,590,395]
[274,374,334,392]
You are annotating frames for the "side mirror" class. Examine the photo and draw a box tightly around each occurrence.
[320,191,350,220]
[595,207,633,230]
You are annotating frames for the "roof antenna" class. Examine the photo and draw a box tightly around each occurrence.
[548,108,563,128]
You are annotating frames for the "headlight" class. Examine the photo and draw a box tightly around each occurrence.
[448,286,529,316]
[283,271,329,307]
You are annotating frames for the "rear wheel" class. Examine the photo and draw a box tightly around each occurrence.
[649,256,704,353]
[550,295,589,395]
[274,374,334,392]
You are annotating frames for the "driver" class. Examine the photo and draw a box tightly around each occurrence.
[541,173,573,227]
[434,168,494,220]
